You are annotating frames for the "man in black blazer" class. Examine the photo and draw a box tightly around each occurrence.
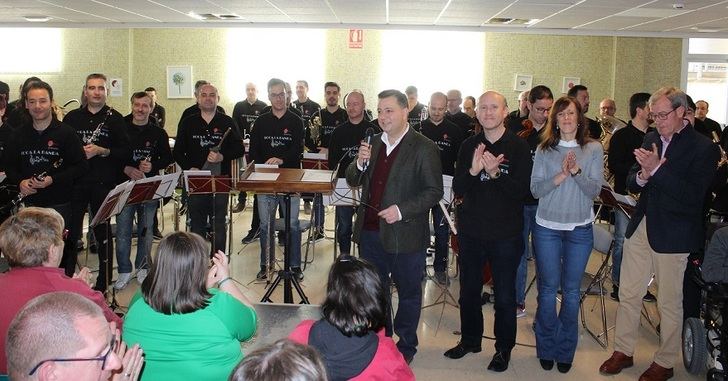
[600,87,719,381]
[346,89,443,364]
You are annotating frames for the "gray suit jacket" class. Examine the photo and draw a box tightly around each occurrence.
[345,128,443,253]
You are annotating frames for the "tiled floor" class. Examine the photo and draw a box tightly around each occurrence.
[84,200,704,380]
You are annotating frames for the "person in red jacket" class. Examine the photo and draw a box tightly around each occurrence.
[0,207,123,374]
[289,255,414,381]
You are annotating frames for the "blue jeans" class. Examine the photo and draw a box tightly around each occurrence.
[457,233,522,352]
[360,230,426,359]
[533,223,593,364]
[516,204,538,305]
[612,209,629,285]
[258,194,301,269]
[115,201,157,273]
[431,205,450,273]
[335,206,355,254]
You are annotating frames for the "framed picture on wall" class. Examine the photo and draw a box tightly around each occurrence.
[562,76,580,94]
[167,65,193,99]
[514,74,532,92]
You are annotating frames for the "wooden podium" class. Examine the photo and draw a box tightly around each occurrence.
[236,164,335,304]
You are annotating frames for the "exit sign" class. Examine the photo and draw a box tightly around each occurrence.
[349,29,363,49]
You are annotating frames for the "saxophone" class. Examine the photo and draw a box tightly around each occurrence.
[309,109,323,148]
[711,131,727,168]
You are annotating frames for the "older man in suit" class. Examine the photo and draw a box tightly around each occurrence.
[346,89,443,364]
[599,87,720,381]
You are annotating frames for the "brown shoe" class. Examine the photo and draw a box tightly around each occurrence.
[599,351,634,375]
[638,362,673,381]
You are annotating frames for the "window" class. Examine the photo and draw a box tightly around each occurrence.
[226,28,326,104]
[687,38,728,127]
[0,28,62,73]
[379,30,484,111]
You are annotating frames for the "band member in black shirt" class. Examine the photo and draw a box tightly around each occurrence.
[249,78,305,281]
[567,85,601,139]
[114,92,173,290]
[144,87,166,129]
[420,92,466,285]
[64,73,130,291]
[231,82,267,221]
[405,85,427,131]
[174,84,244,253]
[446,89,476,135]
[293,80,321,125]
[328,90,379,256]
[0,81,12,127]
[3,81,87,275]
[179,80,227,125]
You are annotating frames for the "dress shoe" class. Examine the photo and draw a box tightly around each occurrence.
[599,351,634,375]
[638,362,673,381]
[291,267,304,281]
[539,359,554,370]
[610,285,620,301]
[557,362,572,373]
[487,351,510,372]
[256,268,267,280]
[443,343,481,359]
[643,290,657,302]
[232,203,245,213]
[241,230,259,244]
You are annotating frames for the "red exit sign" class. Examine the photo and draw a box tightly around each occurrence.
[349,29,363,49]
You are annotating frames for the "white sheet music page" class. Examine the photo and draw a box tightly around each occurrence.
[301,171,332,182]
[249,172,280,181]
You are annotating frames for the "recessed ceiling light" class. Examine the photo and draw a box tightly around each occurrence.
[187,11,205,21]
[24,16,50,22]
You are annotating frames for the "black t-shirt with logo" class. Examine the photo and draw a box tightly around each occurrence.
[249,110,304,169]
[292,98,321,124]
[122,115,173,179]
[173,112,244,176]
[328,119,380,178]
[232,99,267,138]
[4,119,87,206]
[307,107,347,151]
[420,118,467,176]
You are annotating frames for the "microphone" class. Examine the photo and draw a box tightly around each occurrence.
[362,127,374,171]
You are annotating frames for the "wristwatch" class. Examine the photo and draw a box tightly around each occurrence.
[571,168,582,177]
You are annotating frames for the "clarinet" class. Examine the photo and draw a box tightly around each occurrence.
[201,128,232,176]
[13,158,64,207]
[84,108,113,145]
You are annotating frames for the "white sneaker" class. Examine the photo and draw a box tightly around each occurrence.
[114,272,133,290]
[136,269,148,285]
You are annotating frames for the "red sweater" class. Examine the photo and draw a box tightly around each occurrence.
[363,144,402,231]
[0,266,123,373]
[289,320,415,381]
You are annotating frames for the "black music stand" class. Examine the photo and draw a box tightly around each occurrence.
[184,172,234,255]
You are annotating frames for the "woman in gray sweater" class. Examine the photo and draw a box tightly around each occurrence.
[530,96,603,373]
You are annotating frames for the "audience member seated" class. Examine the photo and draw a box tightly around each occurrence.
[122,231,257,381]
[0,207,123,375]
[229,338,328,381]
[289,255,415,381]
[6,291,143,381]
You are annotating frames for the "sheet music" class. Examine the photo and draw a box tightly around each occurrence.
[153,172,181,199]
[254,164,279,169]
[249,172,280,181]
[301,171,333,182]
[89,181,133,227]
[323,178,359,206]
[442,175,453,204]
[303,152,327,160]
[183,170,211,192]
[613,192,637,206]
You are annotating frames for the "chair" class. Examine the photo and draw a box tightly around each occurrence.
[579,223,614,349]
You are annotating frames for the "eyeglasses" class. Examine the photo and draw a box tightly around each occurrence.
[270,92,286,99]
[648,107,677,121]
[28,334,116,375]
[535,107,550,114]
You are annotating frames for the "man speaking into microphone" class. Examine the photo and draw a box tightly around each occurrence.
[346,89,442,364]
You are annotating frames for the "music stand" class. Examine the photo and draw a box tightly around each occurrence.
[322,178,360,258]
[237,163,335,304]
[184,171,234,255]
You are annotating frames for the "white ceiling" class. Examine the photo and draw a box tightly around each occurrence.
[1,0,728,37]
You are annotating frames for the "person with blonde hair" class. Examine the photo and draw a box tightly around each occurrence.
[0,207,123,375]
